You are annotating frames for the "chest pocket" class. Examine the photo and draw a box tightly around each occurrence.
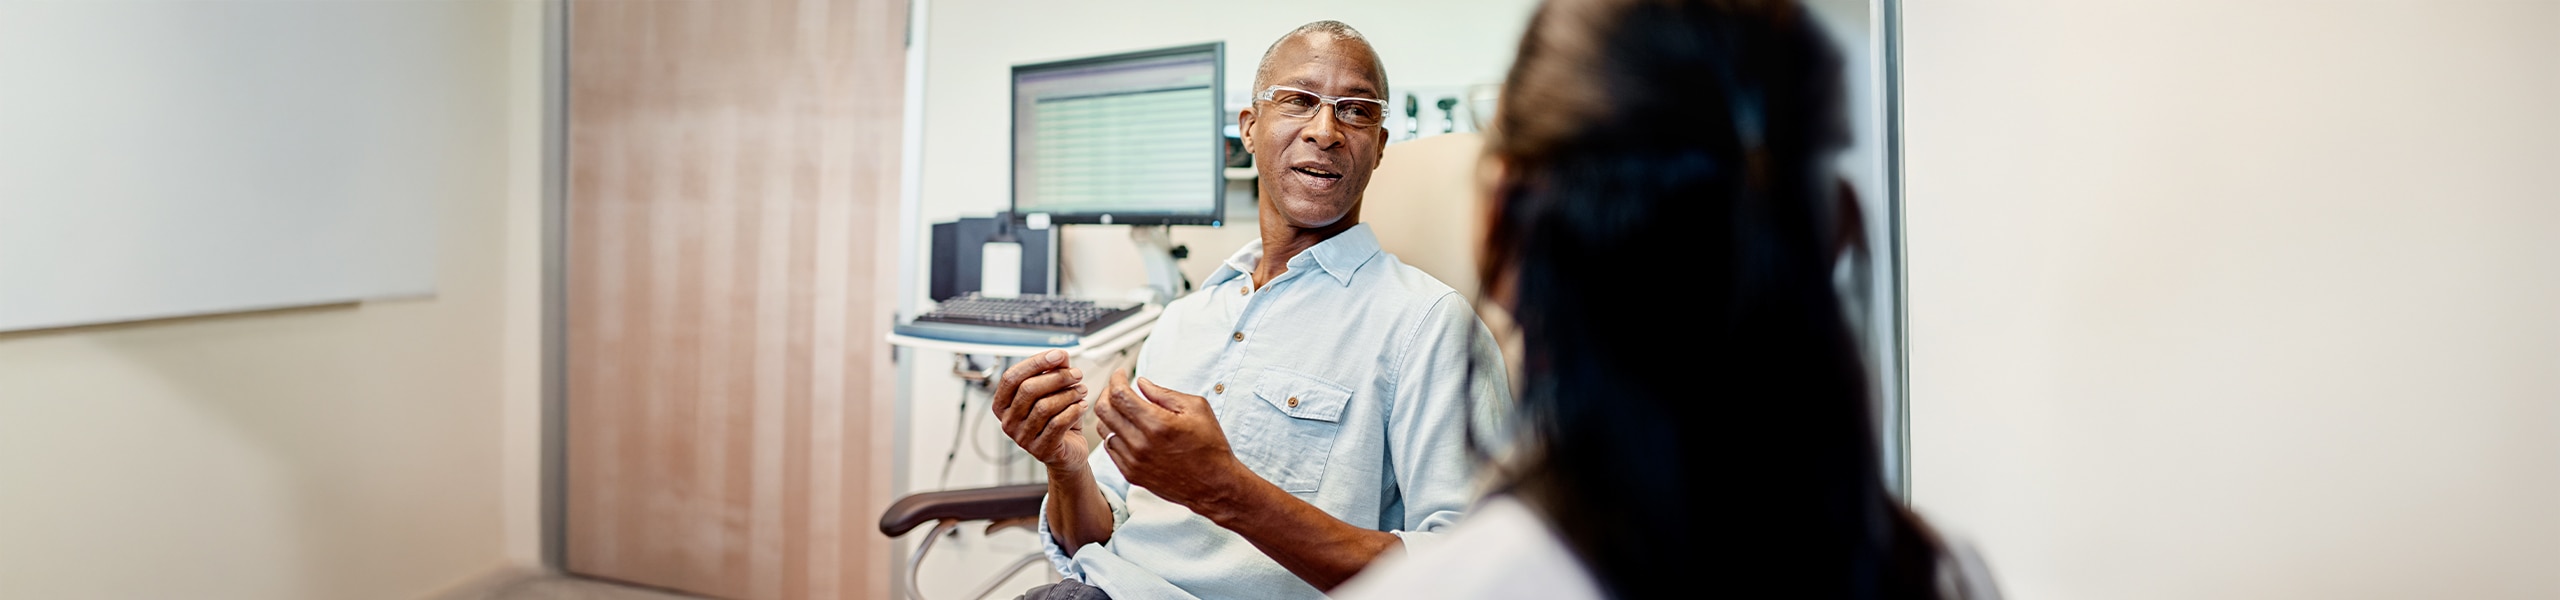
[1226,367,1354,494]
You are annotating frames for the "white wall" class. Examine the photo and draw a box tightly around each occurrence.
[0,0,453,332]
[1906,1,2560,598]
[0,1,546,597]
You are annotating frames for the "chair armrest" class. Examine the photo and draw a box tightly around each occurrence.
[877,483,1049,537]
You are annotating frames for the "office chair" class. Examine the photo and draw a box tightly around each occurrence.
[1359,132,1488,302]
[878,483,1052,600]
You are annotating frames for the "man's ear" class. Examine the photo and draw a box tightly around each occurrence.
[1372,127,1389,167]
[1238,107,1258,151]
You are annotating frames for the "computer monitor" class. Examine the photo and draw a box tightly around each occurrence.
[1011,43,1226,226]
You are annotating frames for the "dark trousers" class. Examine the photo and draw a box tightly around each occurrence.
[1015,579,1111,600]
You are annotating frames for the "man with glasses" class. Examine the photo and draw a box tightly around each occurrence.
[987,20,1509,600]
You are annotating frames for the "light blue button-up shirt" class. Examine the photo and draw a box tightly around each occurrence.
[1036,224,1510,600]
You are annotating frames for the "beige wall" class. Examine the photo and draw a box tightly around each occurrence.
[1906,1,2560,598]
[499,0,550,570]
[0,1,544,598]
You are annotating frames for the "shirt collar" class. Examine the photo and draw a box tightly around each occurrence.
[1203,223,1382,288]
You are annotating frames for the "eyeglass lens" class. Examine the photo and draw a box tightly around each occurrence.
[1270,89,1385,128]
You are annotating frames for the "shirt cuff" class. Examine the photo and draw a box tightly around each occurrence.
[1386,529,1438,560]
[1035,494,1086,581]
[1035,484,1132,582]
[1387,505,1466,558]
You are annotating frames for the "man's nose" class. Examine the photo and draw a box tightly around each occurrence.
[1300,105,1346,150]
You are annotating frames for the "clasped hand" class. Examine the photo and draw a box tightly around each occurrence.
[989,350,1251,510]
[1094,370,1250,509]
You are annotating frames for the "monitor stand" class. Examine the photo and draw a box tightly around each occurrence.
[1129,226,1185,305]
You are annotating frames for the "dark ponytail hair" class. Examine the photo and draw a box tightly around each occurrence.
[1477,1,1939,597]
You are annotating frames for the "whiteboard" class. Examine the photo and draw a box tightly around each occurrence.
[0,1,475,332]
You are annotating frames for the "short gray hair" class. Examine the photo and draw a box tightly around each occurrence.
[1253,20,1389,98]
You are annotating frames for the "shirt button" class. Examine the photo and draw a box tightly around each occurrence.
[1232,331,1245,342]
[1214,383,1226,394]
[1238,286,1248,296]
[1286,396,1299,408]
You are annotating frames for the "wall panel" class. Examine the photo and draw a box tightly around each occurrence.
[564,0,907,597]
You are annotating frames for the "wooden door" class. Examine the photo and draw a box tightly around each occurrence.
[563,0,905,598]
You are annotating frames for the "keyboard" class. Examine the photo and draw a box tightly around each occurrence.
[896,293,1143,347]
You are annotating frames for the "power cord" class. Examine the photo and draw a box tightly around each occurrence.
[937,355,1000,488]
[972,394,1015,466]
[937,383,971,489]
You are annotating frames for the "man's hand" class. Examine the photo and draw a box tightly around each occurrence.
[1094,370,1399,590]
[1093,371,1254,510]
[990,349,1091,470]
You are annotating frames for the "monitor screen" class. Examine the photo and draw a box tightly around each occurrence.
[1011,43,1225,226]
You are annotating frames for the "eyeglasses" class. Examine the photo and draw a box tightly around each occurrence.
[1255,85,1388,129]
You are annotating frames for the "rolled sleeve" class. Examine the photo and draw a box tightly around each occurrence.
[1037,447,1134,581]
[1382,293,1514,554]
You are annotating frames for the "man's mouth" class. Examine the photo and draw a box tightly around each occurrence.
[1290,166,1343,180]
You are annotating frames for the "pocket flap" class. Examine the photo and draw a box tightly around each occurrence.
[1251,369,1353,423]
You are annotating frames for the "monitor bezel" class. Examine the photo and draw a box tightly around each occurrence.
[1008,42,1228,227]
